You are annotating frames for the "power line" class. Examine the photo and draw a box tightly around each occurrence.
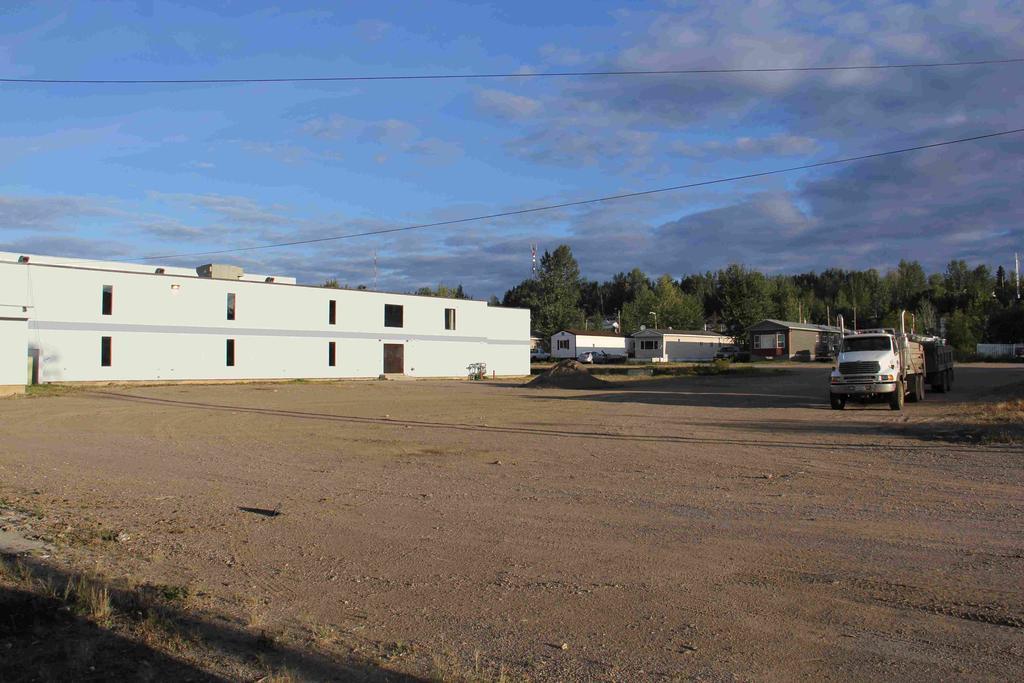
[5,57,1024,85]
[138,126,1024,261]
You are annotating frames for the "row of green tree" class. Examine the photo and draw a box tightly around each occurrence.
[499,245,1023,352]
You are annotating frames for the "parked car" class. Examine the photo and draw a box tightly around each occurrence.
[530,348,550,361]
[578,350,626,364]
[714,345,740,360]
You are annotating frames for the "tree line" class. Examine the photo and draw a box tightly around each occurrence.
[499,245,1023,353]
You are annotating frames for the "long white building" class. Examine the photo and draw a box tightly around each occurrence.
[0,251,529,393]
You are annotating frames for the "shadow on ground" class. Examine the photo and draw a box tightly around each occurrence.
[0,554,422,682]
[89,389,989,454]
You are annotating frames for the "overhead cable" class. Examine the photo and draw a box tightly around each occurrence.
[137,126,1024,261]
[5,57,1024,85]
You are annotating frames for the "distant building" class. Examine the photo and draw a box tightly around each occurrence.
[550,329,628,359]
[631,328,734,362]
[0,251,530,387]
[747,319,841,361]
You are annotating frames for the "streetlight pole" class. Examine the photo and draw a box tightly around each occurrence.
[649,311,657,329]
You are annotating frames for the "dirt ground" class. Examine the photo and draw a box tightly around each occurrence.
[1,364,1022,681]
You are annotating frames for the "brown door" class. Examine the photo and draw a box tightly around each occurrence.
[383,343,404,374]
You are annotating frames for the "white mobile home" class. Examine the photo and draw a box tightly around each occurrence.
[550,329,628,359]
[0,252,530,385]
[632,328,734,362]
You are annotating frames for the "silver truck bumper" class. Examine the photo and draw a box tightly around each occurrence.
[830,381,897,395]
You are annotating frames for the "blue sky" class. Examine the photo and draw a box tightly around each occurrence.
[2,1,1022,296]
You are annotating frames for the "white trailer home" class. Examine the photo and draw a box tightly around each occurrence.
[0,252,530,385]
[550,329,629,359]
[631,328,734,362]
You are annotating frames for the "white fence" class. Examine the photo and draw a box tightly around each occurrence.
[976,343,1024,358]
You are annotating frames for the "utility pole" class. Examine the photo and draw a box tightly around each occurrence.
[530,243,538,279]
[1016,252,1021,300]
[373,250,378,290]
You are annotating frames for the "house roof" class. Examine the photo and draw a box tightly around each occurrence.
[555,328,624,338]
[631,328,732,338]
[748,319,842,333]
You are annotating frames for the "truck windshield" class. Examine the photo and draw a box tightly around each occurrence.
[842,336,891,353]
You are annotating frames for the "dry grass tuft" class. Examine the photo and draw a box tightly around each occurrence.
[976,398,1024,423]
[430,647,510,683]
[308,622,340,646]
[62,575,114,622]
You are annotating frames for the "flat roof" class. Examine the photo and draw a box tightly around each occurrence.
[632,328,731,337]
[0,251,530,309]
[748,319,842,333]
[555,328,625,338]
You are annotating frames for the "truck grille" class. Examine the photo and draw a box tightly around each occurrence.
[840,361,881,375]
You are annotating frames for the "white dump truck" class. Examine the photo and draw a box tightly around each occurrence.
[829,312,943,411]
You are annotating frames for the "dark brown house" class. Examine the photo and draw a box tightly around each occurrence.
[747,319,842,361]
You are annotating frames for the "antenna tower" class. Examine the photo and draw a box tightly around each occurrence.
[530,243,538,278]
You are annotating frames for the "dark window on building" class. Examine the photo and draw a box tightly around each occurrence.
[328,341,336,367]
[101,285,113,316]
[226,293,236,320]
[226,339,235,366]
[328,300,337,325]
[444,308,456,330]
[640,339,660,351]
[557,339,570,350]
[100,336,112,366]
[384,304,403,328]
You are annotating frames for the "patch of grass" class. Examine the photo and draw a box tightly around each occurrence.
[54,575,115,623]
[259,670,297,683]
[25,383,79,398]
[309,622,340,646]
[154,583,191,603]
[936,388,1024,445]
[430,647,509,683]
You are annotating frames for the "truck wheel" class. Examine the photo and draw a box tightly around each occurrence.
[830,396,846,410]
[907,375,920,402]
[889,381,905,411]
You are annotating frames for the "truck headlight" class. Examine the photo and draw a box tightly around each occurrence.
[879,374,893,381]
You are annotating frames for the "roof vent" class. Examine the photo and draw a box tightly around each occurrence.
[196,263,244,280]
[155,267,166,274]
[265,276,275,283]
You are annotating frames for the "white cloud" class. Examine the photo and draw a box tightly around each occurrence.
[672,135,819,158]
[474,89,543,119]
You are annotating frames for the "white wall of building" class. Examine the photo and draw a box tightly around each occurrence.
[0,252,530,383]
[550,331,627,359]
[633,331,733,362]
[0,318,28,393]
[976,343,1024,358]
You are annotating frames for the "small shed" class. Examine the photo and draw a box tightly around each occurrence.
[550,329,628,359]
[747,319,842,361]
[632,328,734,362]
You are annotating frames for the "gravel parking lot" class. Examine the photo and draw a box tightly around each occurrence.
[1,364,1021,680]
